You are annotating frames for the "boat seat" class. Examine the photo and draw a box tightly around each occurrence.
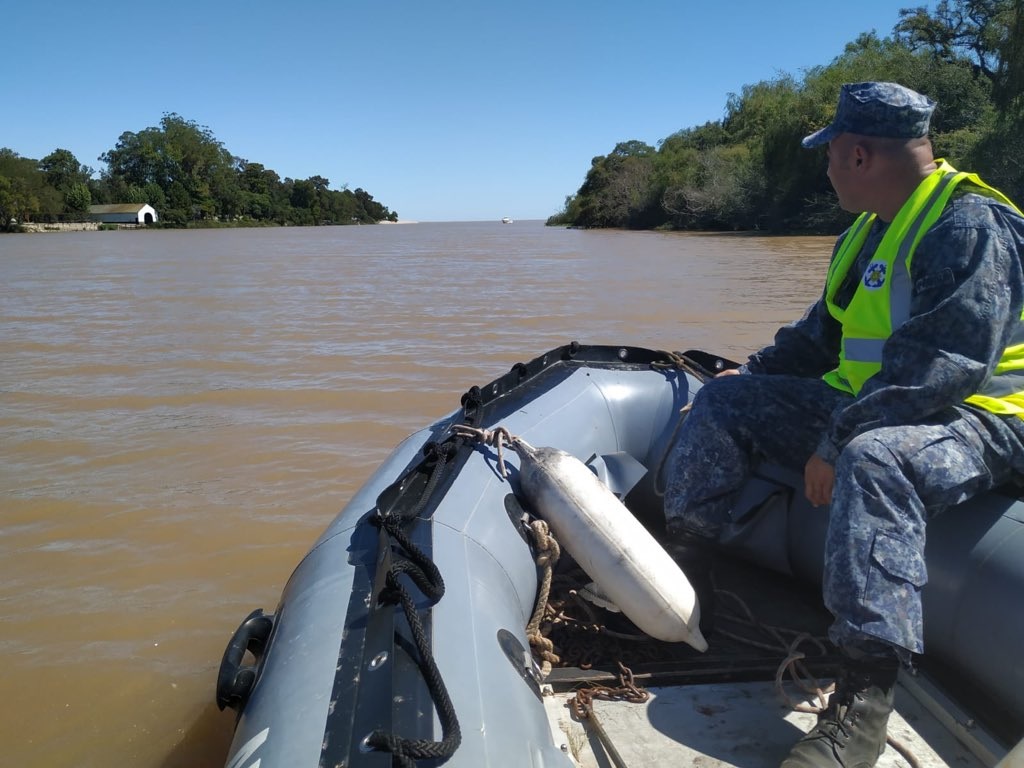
[586,450,648,499]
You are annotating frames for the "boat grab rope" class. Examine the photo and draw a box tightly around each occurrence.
[364,440,463,767]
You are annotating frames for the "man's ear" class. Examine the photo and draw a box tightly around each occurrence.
[853,142,870,169]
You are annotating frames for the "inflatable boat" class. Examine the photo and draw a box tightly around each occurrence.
[216,343,1024,767]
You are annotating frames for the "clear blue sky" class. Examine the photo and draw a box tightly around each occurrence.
[2,1,916,222]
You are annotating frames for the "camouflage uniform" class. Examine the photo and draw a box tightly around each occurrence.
[665,190,1024,657]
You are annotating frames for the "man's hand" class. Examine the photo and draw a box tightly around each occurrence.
[805,454,835,507]
[715,368,741,378]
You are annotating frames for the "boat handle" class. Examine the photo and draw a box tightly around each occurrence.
[216,608,275,711]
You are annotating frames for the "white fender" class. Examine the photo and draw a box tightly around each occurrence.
[995,737,1024,768]
[515,441,708,651]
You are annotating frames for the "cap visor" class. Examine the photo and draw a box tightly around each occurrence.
[801,124,837,148]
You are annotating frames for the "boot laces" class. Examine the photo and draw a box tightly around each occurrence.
[810,668,870,749]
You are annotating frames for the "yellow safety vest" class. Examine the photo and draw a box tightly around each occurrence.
[823,160,1024,415]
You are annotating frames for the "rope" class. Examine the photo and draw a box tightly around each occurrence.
[364,440,462,765]
[525,519,561,677]
[716,589,923,766]
[450,424,520,479]
[653,403,692,498]
[375,518,445,602]
[650,350,724,497]
[886,735,925,768]
[449,423,562,675]
[364,571,462,765]
[715,589,833,712]
[406,439,458,519]
[650,350,712,381]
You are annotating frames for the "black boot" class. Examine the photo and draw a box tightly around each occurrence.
[664,528,716,639]
[780,654,899,768]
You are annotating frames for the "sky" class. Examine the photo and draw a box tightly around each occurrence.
[1,0,920,222]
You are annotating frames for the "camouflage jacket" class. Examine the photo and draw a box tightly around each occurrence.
[743,190,1024,464]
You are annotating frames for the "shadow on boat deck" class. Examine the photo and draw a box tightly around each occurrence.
[539,555,1004,767]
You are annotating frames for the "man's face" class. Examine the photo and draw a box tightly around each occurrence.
[826,134,860,213]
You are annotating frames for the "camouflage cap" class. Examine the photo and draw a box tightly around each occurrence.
[802,82,936,148]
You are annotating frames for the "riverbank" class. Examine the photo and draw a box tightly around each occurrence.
[8,219,412,234]
[19,222,100,233]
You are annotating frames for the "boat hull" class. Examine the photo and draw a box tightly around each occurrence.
[220,344,1024,766]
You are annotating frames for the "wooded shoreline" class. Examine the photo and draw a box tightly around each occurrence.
[548,2,1024,235]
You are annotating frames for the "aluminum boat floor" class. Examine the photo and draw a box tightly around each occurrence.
[536,552,1009,766]
[545,678,990,767]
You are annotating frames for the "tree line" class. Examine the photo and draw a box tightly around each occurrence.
[548,0,1024,234]
[0,114,397,231]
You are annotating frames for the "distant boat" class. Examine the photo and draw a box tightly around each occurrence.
[501,216,513,224]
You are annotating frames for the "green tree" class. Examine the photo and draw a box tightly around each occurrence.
[572,141,659,228]
[353,187,394,223]
[994,1,1024,117]
[39,148,92,191]
[554,11,1023,234]
[0,148,61,222]
[64,182,91,213]
[0,175,31,229]
[99,113,237,220]
[88,113,397,228]
[663,144,760,230]
[144,182,167,210]
[0,172,39,227]
[894,0,1013,87]
[39,149,95,216]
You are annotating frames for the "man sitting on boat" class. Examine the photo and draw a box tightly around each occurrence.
[663,81,1024,767]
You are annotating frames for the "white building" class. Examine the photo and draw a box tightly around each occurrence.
[88,203,158,225]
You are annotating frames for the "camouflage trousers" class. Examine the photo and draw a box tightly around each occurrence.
[663,373,1020,656]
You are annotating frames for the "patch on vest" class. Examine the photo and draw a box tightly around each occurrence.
[863,261,887,289]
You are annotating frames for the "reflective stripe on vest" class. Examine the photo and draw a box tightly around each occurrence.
[822,160,1024,416]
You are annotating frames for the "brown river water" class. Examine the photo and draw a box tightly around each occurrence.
[0,221,832,767]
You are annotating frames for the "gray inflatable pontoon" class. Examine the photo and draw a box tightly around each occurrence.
[216,343,1024,767]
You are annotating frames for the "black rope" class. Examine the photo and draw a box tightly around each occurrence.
[374,516,445,603]
[407,439,459,519]
[365,437,463,765]
[365,571,462,765]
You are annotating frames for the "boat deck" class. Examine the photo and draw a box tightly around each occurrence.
[535,553,1007,767]
[544,677,989,767]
